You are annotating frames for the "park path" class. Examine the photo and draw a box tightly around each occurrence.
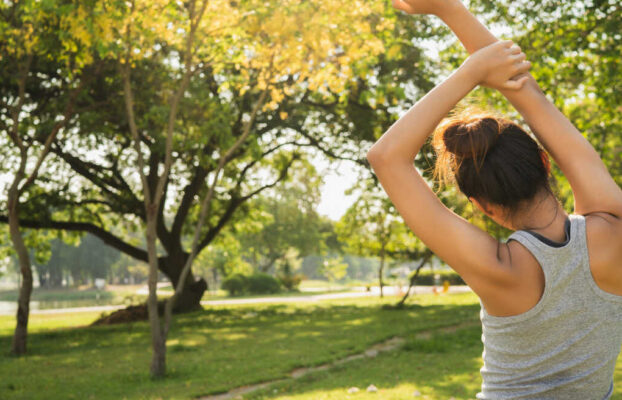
[201,285,471,306]
[0,285,471,316]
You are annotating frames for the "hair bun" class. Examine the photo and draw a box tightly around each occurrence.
[442,117,501,160]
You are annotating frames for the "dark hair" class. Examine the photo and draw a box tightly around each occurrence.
[432,109,552,212]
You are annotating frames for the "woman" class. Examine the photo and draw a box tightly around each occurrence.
[367,0,622,398]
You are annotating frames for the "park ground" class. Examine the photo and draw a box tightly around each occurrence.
[0,292,621,400]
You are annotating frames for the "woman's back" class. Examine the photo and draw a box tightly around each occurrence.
[478,214,622,399]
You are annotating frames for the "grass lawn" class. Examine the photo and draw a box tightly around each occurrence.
[0,292,620,400]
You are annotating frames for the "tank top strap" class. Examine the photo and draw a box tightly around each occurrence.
[506,214,584,277]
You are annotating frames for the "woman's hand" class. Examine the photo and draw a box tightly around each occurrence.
[391,0,460,16]
[462,40,532,90]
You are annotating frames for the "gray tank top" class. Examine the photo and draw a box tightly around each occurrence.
[477,214,622,399]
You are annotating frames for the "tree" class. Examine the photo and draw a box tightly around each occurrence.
[90,0,392,378]
[318,256,348,291]
[238,159,326,273]
[114,0,215,378]
[336,179,411,297]
[394,249,433,308]
[193,228,254,286]
[275,248,304,291]
[0,0,439,316]
[33,234,120,288]
[0,0,98,355]
[0,0,442,372]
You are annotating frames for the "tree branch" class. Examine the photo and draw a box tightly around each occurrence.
[198,151,300,252]
[51,144,144,216]
[170,165,209,241]
[19,77,89,193]
[0,215,148,261]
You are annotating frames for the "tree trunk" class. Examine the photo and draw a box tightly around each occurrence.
[258,254,280,273]
[146,215,166,378]
[150,329,166,378]
[396,253,432,308]
[70,268,83,287]
[8,188,33,356]
[159,252,207,313]
[50,266,63,288]
[35,264,47,288]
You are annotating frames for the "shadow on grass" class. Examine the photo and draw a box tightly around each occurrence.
[0,296,483,400]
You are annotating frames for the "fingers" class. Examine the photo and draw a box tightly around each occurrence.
[392,0,406,12]
[503,75,530,90]
[514,60,532,75]
[508,44,522,55]
[392,0,414,13]
[500,39,515,48]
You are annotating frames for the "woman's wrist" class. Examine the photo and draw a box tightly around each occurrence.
[456,57,483,88]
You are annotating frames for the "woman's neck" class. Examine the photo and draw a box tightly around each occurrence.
[514,192,569,242]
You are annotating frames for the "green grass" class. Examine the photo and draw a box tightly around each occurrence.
[0,312,102,336]
[245,325,485,400]
[0,293,620,400]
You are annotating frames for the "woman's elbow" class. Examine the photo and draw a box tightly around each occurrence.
[367,145,411,168]
[366,145,389,167]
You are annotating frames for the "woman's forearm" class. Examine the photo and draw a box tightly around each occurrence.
[367,65,476,163]
[437,2,543,96]
[437,1,496,53]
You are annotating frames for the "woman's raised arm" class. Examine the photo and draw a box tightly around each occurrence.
[401,0,622,219]
[366,41,530,295]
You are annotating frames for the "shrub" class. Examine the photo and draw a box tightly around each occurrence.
[411,270,465,286]
[247,273,281,294]
[221,273,283,296]
[277,273,303,291]
[221,273,248,296]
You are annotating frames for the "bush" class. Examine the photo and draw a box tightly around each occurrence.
[247,273,281,294]
[277,273,303,291]
[412,270,465,286]
[221,272,283,296]
[221,273,248,296]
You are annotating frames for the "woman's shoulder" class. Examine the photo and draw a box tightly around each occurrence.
[583,211,622,250]
[582,212,622,296]
[479,239,544,317]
